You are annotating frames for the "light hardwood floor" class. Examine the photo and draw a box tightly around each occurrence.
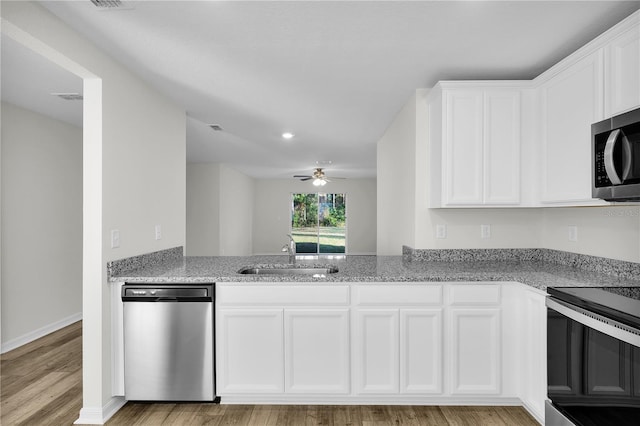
[1,322,540,426]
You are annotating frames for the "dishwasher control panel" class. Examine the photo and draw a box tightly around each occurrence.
[122,285,213,302]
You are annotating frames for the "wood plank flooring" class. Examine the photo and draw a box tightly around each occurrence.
[1,321,82,425]
[107,404,539,426]
[1,322,540,426]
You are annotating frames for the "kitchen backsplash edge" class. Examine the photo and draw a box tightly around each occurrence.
[403,246,640,280]
[107,246,184,276]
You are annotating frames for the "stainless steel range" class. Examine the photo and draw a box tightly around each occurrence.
[546,286,640,426]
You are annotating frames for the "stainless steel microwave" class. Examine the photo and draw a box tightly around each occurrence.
[592,106,640,201]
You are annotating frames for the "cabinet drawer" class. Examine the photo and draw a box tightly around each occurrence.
[448,284,501,305]
[355,284,442,306]
[217,285,350,306]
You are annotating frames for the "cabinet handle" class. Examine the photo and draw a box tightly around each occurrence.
[603,129,632,185]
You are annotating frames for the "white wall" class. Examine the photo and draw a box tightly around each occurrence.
[1,2,187,421]
[254,178,377,255]
[186,163,221,255]
[541,206,640,263]
[378,89,640,263]
[186,163,254,256]
[377,92,417,255]
[1,102,83,349]
[219,164,254,256]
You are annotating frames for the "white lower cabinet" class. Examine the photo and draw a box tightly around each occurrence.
[217,307,350,395]
[400,309,443,394]
[447,284,502,395]
[214,281,546,419]
[355,309,400,394]
[354,308,443,395]
[518,287,548,423]
[217,309,284,394]
[284,309,350,394]
[449,308,501,394]
[216,284,351,397]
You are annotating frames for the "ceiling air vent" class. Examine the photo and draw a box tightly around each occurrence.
[51,93,84,101]
[91,0,122,8]
[90,0,134,10]
[208,124,224,131]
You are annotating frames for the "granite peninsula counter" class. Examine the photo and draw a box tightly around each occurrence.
[108,249,640,290]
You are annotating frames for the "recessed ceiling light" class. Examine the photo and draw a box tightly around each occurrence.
[282,132,295,140]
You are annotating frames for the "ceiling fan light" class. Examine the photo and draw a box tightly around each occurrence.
[282,132,295,140]
[313,178,326,186]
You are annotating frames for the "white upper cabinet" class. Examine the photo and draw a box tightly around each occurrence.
[444,89,484,205]
[538,51,605,205]
[534,12,639,206]
[428,83,521,207]
[425,11,639,208]
[604,19,640,117]
[484,91,522,205]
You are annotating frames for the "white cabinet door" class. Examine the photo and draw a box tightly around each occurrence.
[605,24,640,117]
[217,309,284,394]
[444,90,484,205]
[449,308,501,395]
[436,86,521,207]
[355,307,443,396]
[400,309,443,394]
[355,309,399,394]
[483,90,521,205]
[284,309,350,394]
[540,51,604,204]
[519,290,547,422]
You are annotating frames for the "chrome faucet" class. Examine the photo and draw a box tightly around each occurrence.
[281,234,296,264]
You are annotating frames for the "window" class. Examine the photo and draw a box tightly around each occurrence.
[291,193,346,254]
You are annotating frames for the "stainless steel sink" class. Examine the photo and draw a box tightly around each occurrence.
[237,265,339,276]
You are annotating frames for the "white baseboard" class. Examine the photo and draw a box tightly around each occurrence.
[521,400,545,425]
[74,396,126,425]
[1,312,82,354]
[218,395,524,406]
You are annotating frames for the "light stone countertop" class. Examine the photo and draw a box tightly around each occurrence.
[109,254,640,291]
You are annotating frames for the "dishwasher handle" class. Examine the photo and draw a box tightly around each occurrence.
[122,285,213,302]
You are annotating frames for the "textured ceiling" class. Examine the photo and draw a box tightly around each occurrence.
[5,1,640,179]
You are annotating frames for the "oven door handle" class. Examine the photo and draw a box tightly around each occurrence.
[547,297,640,348]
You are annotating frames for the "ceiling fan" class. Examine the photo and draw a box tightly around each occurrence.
[293,168,345,186]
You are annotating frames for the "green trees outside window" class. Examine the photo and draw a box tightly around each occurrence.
[291,193,346,254]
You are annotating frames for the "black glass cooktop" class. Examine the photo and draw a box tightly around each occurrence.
[548,286,640,331]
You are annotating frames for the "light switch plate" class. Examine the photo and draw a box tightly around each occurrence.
[111,229,120,248]
[568,225,578,242]
[481,224,491,239]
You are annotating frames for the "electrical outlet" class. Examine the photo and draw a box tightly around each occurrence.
[155,224,162,240]
[481,224,491,239]
[568,225,578,242]
[436,224,447,239]
[110,229,120,248]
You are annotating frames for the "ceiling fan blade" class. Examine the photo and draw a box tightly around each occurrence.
[299,177,313,181]
[329,176,346,179]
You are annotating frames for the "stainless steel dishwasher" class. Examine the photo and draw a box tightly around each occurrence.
[122,283,216,401]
